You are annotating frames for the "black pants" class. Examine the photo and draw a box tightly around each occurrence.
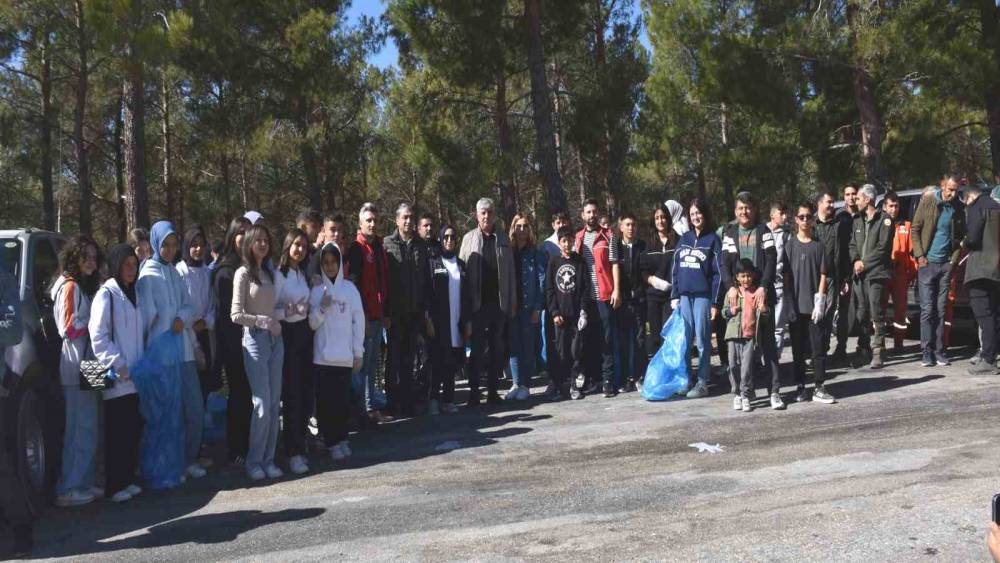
[104,394,141,496]
[470,303,507,396]
[617,299,646,385]
[835,284,851,352]
[315,365,351,447]
[645,299,670,358]
[281,320,314,457]
[967,279,1000,363]
[430,344,462,403]
[551,323,582,387]
[219,327,250,461]
[714,312,729,367]
[790,315,828,387]
[386,312,421,415]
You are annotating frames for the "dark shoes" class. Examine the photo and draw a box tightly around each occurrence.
[486,392,503,405]
[603,383,617,398]
[12,524,33,558]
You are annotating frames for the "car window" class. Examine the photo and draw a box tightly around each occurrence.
[31,239,60,306]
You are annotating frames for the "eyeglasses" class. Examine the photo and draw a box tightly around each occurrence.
[796,214,814,221]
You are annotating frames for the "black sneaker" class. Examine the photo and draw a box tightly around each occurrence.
[583,382,601,395]
[603,383,616,398]
[466,395,481,408]
[486,392,503,405]
[795,385,810,403]
[569,385,583,400]
[624,379,638,392]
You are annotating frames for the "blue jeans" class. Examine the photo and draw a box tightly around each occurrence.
[509,310,539,388]
[242,327,284,471]
[57,384,99,495]
[353,319,382,412]
[917,262,951,357]
[181,361,204,466]
[678,295,712,384]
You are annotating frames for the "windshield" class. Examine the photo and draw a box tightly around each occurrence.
[0,238,21,282]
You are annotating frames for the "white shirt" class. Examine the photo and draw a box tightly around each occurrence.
[442,256,462,348]
[274,268,310,323]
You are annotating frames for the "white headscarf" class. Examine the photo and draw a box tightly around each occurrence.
[664,200,689,237]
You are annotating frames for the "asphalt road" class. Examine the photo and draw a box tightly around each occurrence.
[17,339,1000,562]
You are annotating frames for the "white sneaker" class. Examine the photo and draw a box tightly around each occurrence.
[56,490,95,507]
[686,381,709,399]
[264,464,284,479]
[428,399,440,415]
[110,490,132,503]
[90,486,105,499]
[329,445,346,461]
[337,441,352,457]
[442,402,458,414]
[186,464,207,479]
[516,386,531,400]
[741,397,752,412]
[289,455,309,475]
[504,385,521,400]
[125,484,142,497]
[247,466,266,481]
[770,393,786,411]
[732,395,742,410]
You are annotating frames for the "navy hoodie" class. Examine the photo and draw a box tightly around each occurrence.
[670,229,722,305]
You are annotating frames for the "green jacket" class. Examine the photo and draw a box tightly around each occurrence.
[911,190,965,264]
[848,208,894,281]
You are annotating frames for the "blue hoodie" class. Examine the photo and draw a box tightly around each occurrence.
[138,221,195,361]
[670,229,722,304]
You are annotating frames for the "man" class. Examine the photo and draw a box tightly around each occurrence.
[615,213,647,392]
[575,199,621,398]
[296,209,323,248]
[414,213,438,401]
[848,184,894,369]
[720,191,781,401]
[384,203,432,417]
[418,214,437,249]
[831,183,860,362]
[767,202,791,355]
[459,198,518,406]
[344,202,393,424]
[882,192,917,353]
[911,174,965,366]
[962,184,1000,375]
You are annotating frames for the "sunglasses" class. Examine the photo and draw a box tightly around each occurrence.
[797,214,814,221]
[514,224,528,230]
[442,234,456,240]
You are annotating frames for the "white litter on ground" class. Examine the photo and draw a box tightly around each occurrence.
[688,442,724,454]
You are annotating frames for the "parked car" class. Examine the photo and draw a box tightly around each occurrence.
[1,228,66,512]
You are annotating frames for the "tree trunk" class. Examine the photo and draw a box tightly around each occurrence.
[123,69,149,230]
[39,30,56,231]
[221,152,232,220]
[160,67,174,223]
[981,1,1000,182]
[74,0,92,235]
[847,1,886,188]
[114,95,126,241]
[297,97,322,208]
[592,0,617,217]
[524,0,567,214]
[494,71,517,222]
[720,101,734,213]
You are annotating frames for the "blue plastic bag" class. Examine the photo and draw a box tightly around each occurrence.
[130,331,185,490]
[641,311,690,401]
[203,391,227,445]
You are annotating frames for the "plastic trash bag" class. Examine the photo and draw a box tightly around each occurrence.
[641,311,690,401]
[203,391,227,445]
[130,331,185,490]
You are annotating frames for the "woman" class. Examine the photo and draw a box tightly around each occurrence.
[231,224,284,481]
[506,214,546,401]
[52,236,103,507]
[642,203,680,361]
[670,198,722,399]
[212,217,251,466]
[274,228,313,475]
[177,225,217,404]
[426,225,468,414]
[137,221,206,480]
[309,242,365,460]
[89,244,144,503]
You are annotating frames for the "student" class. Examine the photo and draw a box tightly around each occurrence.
[212,217,252,466]
[642,203,679,363]
[138,221,206,480]
[615,212,647,392]
[231,224,284,481]
[723,259,770,412]
[309,243,365,460]
[52,236,103,507]
[426,225,468,414]
[177,225,217,403]
[545,226,593,400]
[506,213,546,400]
[89,244,144,503]
[785,202,835,404]
[296,209,323,249]
[275,228,314,475]
[128,227,152,264]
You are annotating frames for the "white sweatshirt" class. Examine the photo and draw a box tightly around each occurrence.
[308,244,365,368]
[89,279,143,400]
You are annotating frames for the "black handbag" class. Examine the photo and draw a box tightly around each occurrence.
[79,289,115,392]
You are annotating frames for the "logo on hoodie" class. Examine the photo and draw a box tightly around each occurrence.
[556,264,577,293]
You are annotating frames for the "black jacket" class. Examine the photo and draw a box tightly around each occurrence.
[848,209,894,281]
[720,223,778,304]
[834,209,855,282]
[963,193,1000,285]
[385,230,432,316]
[616,237,647,303]
[545,253,593,321]
[815,215,841,284]
[427,254,470,349]
[641,238,674,303]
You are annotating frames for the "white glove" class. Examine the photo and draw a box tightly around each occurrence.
[267,318,282,337]
[811,293,827,324]
[670,299,680,311]
[577,311,588,332]
[295,298,309,316]
[284,302,298,318]
[254,316,271,330]
[649,276,671,292]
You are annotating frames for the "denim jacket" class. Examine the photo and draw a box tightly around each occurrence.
[515,247,547,313]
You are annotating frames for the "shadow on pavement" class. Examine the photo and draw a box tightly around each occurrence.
[824,374,945,399]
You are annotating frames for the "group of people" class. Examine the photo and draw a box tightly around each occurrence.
[3,175,998,554]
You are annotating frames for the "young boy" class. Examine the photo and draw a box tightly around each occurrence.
[723,259,781,412]
[784,201,835,404]
[544,226,594,400]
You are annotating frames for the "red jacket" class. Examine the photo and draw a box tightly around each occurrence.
[574,227,616,302]
[344,231,389,321]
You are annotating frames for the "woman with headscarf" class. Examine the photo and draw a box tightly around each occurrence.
[177,225,217,404]
[137,220,206,481]
[51,235,103,507]
[89,244,144,503]
[426,225,468,414]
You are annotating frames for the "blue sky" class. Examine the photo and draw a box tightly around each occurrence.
[345,0,651,71]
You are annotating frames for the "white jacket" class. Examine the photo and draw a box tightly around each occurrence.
[308,243,365,368]
[89,279,143,400]
[50,275,91,386]
[138,258,195,362]
[177,261,215,330]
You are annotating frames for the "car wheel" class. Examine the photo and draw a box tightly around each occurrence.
[13,385,58,512]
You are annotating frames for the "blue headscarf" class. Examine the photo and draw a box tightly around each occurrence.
[149,221,179,265]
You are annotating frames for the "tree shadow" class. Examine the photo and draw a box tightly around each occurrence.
[824,374,945,399]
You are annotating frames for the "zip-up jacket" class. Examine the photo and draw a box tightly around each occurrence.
[385,230,431,316]
[911,189,966,264]
[670,229,722,305]
[514,246,547,314]
[962,193,1000,285]
[574,227,616,302]
[89,278,143,400]
[617,237,647,303]
[721,223,777,304]
[849,209,894,281]
[309,243,366,368]
[815,215,841,284]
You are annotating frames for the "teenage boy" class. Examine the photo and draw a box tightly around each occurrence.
[785,201,835,404]
[545,227,593,400]
[615,213,647,391]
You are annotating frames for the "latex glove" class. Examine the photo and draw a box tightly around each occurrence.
[811,293,827,324]
[254,316,272,330]
[295,298,309,316]
[670,299,680,311]
[577,311,588,332]
[649,276,671,292]
[284,302,298,318]
[267,318,282,337]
